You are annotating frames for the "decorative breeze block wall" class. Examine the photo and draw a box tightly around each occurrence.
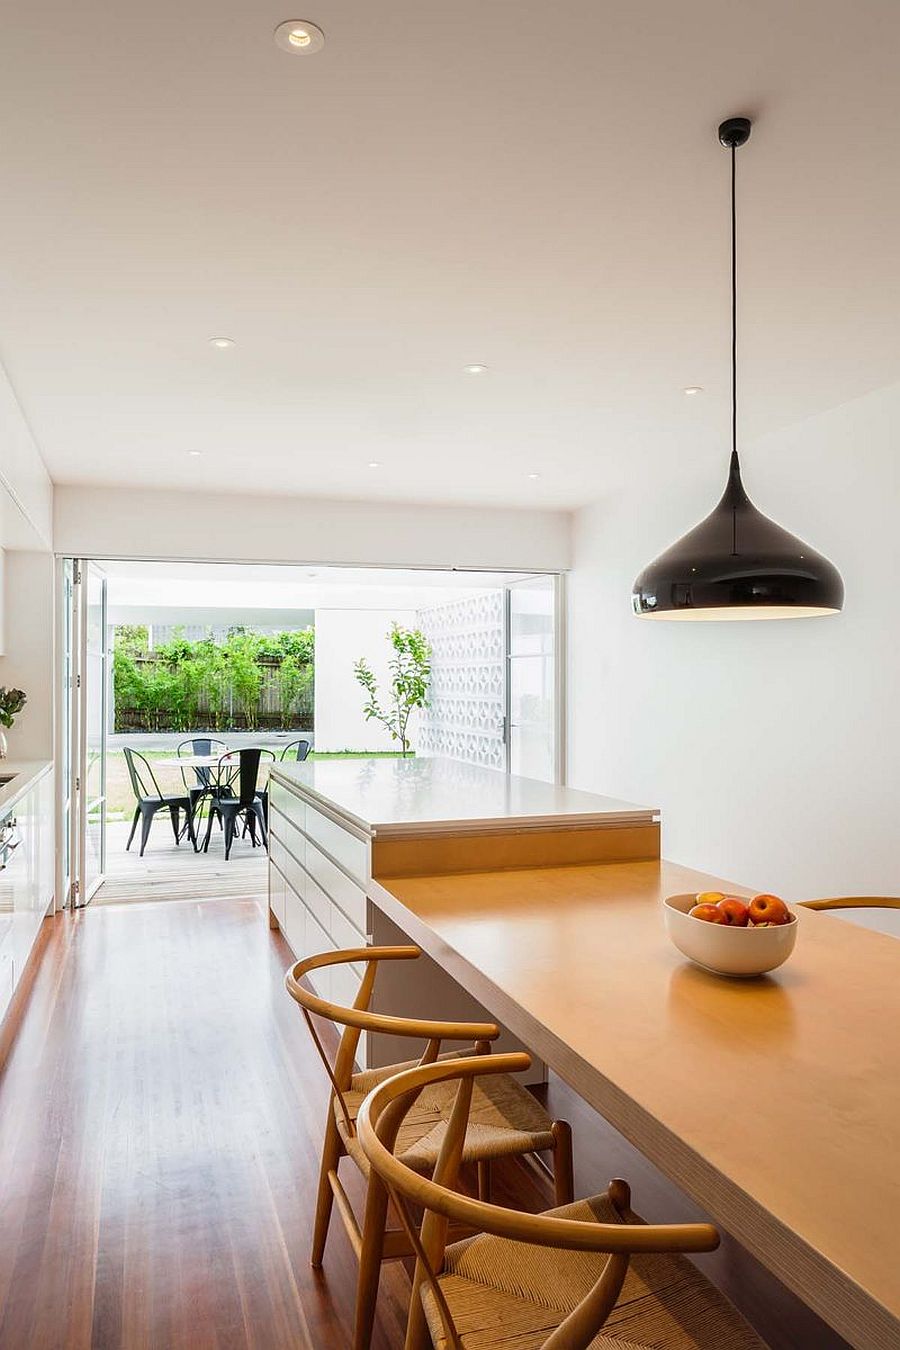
[416,590,506,769]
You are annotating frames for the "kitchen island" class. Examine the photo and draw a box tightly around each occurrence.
[267,756,659,1069]
[370,856,900,1350]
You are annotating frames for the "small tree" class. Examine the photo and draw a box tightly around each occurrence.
[200,644,228,730]
[277,653,313,730]
[353,625,431,757]
[225,632,262,729]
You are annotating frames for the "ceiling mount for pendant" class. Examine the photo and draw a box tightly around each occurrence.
[631,113,844,621]
[718,116,752,149]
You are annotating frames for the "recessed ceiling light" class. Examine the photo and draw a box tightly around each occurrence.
[683,386,703,396]
[463,364,488,375]
[527,472,541,480]
[209,337,235,349]
[188,450,202,457]
[274,20,326,54]
[368,461,381,469]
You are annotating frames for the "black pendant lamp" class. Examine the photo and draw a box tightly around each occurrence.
[632,117,844,621]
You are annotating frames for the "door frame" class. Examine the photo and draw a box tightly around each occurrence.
[65,558,109,907]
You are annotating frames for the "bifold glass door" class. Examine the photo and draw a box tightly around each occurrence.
[505,575,562,784]
[68,560,108,906]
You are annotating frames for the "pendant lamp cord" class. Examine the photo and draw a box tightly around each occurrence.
[731,142,737,461]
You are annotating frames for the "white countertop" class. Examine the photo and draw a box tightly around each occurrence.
[0,760,53,816]
[271,755,656,837]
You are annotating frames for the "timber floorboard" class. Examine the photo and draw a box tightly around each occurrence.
[0,898,848,1350]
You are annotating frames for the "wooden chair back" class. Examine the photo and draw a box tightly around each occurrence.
[356,1053,720,1350]
[285,947,500,1141]
[797,897,900,912]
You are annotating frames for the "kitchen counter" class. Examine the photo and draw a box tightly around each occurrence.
[0,760,54,1036]
[271,755,657,838]
[370,857,900,1350]
[0,760,53,817]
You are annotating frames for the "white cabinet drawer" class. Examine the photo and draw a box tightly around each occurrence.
[303,911,333,1000]
[304,802,368,887]
[330,898,366,954]
[269,777,307,829]
[272,840,309,907]
[302,869,332,939]
[283,883,305,960]
[268,861,286,928]
[269,806,307,869]
[305,838,368,932]
[331,958,364,1012]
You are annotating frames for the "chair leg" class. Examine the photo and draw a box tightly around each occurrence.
[126,807,140,851]
[138,807,154,857]
[551,1119,575,1205]
[202,806,217,854]
[224,814,235,861]
[477,1159,491,1202]
[353,1175,390,1350]
[184,805,198,851]
[254,800,268,849]
[311,1110,343,1268]
[246,809,258,847]
[169,805,181,843]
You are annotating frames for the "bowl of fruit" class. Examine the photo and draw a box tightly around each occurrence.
[663,891,797,977]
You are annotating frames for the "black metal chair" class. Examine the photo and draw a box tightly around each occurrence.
[280,738,311,762]
[177,736,227,832]
[124,746,197,856]
[202,749,274,861]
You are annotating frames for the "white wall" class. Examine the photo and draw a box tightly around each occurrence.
[53,485,570,573]
[568,381,900,899]
[315,609,417,753]
[0,360,53,551]
[0,551,55,759]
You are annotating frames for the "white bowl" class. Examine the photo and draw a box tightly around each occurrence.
[663,893,798,978]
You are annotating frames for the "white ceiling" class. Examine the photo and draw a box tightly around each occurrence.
[1,0,899,509]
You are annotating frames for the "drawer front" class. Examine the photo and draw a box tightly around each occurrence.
[305,837,368,932]
[331,958,363,1012]
[303,911,333,1000]
[269,777,307,830]
[330,898,366,954]
[302,868,332,939]
[270,839,308,906]
[283,883,306,959]
[268,860,286,927]
[304,802,368,887]
[269,806,307,870]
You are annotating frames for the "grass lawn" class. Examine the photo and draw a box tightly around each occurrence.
[104,748,408,817]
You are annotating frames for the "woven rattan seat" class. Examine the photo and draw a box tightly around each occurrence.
[340,1051,556,1175]
[421,1193,765,1350]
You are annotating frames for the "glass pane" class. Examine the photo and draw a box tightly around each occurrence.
[508,577,556,784]
[83,564,107,895]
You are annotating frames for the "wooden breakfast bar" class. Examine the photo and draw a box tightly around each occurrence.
[267,755,898,1349]
[370,858,900,1350]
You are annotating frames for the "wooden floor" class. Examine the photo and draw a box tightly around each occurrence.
[0,897,848,1350]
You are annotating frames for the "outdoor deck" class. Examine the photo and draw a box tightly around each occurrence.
[93,819,268,906]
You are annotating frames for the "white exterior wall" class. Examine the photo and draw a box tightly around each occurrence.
[314,609,418,754]
[567,380,900,899]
